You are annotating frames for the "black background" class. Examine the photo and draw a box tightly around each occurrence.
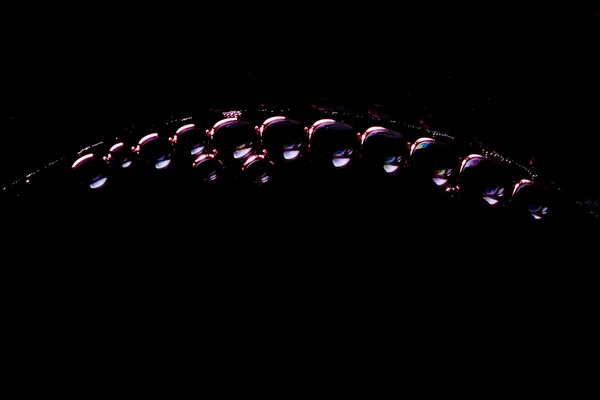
[1,5,598,373]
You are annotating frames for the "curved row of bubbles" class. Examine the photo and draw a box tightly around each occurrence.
[9,112,561,222]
